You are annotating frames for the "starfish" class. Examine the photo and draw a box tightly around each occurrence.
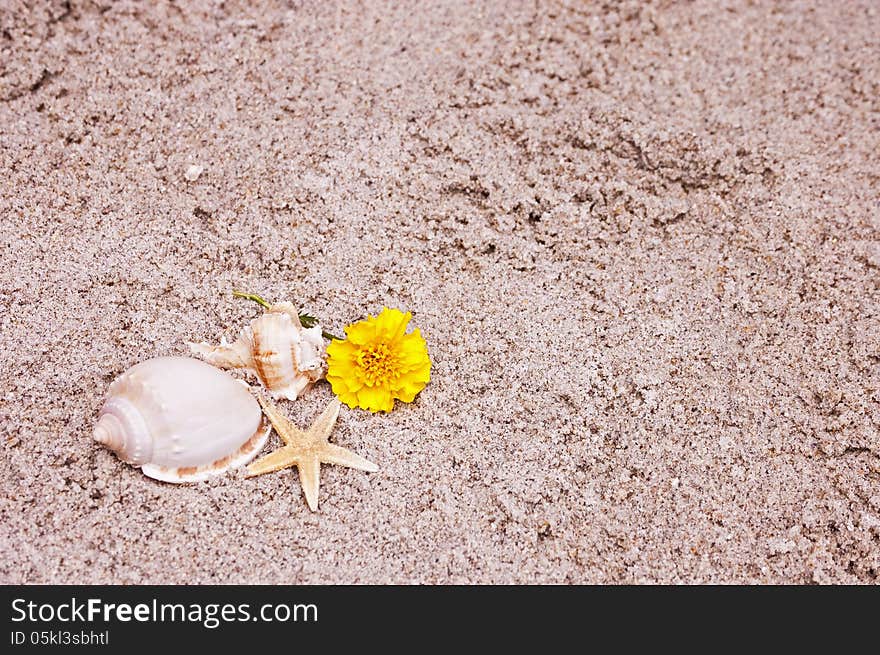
[246,395,379,511]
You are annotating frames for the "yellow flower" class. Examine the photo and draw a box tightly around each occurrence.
[326,308,431,413]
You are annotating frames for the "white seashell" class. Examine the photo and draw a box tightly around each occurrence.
[189,302,326,401]
[93,356,270,483]
[184,164,204,181]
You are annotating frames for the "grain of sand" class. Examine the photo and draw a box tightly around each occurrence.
[1,0,878,583]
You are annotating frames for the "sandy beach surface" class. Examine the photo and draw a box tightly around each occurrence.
[1,0,878,583]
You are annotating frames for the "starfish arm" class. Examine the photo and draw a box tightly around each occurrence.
[311,398,342,442]
[298,456,321,511]
[256,395,301,444]
[320,443,379,473]
[245,447,296,477]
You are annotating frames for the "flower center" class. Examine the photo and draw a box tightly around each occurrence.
[357,343,398,386]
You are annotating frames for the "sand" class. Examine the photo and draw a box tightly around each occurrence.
[1,0,878,584]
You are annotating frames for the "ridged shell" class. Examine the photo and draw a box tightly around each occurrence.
[93,356,270,483]
[189,302,326,401]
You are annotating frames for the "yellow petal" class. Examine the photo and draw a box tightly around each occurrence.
[327,339,358,360]
[393,379,426,403]
[344,321,376,345]
[327,359,358,380]
[375,308,411,342]
[336,390,360,409]
[412,363,431,382]
[335,371,364,393]
[398,331,428,360]
[357,385,394,412]
[326,375,348,395]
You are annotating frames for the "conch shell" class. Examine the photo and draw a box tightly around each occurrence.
[93,356,270,483]
[190,302,326,401]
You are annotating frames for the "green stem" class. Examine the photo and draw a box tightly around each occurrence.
[233,289,344,341]
[232,289,271,309]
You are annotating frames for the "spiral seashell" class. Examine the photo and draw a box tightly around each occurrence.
[189,302,326,401]
[93,356,270,483]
